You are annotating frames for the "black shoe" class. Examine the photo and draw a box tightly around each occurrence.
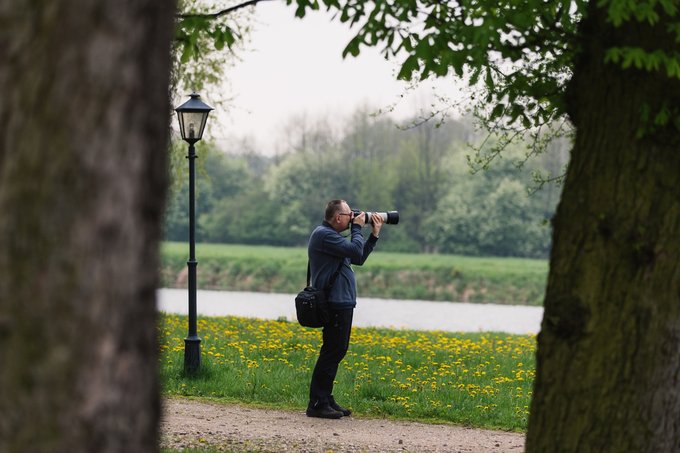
[329,395,352,416]
[306,402,343,419]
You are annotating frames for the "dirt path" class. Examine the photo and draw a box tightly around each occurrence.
[161,398,525,452]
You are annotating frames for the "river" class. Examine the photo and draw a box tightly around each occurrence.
[157,288,543,335]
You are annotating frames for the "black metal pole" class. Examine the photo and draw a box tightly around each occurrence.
[184,142,201,374]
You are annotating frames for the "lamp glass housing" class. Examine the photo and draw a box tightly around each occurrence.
[175,93,213,143]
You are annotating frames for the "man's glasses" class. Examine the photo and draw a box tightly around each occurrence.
[338,213,352,217]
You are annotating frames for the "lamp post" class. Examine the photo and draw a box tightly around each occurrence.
[175,93,213,374]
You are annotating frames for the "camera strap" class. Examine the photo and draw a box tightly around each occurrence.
[307,259,344,290]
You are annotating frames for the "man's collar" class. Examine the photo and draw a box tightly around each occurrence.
[322,219,351,233]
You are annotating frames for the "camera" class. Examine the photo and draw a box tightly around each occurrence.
[351,210,400,226]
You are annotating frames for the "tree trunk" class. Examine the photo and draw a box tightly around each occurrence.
[526,4,680,451]
[0,1,176,452]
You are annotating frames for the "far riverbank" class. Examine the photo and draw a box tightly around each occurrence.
[161,242,548,306]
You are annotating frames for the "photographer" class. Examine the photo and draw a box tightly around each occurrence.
[305,199,383,419]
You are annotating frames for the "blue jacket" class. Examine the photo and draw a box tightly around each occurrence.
[308,221,379,309]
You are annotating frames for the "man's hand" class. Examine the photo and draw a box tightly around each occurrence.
[352,211,366,227]
[371,213,384,237]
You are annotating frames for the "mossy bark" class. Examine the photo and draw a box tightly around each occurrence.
[0,1,175,452]
[526,3,680,451]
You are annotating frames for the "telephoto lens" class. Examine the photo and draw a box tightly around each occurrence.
[351,210,399,226]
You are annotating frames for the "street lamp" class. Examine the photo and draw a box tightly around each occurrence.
[175,93,213,374]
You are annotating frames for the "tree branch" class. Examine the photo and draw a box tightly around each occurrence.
[177,0,275,19]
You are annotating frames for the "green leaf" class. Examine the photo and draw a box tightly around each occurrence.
[214,33,225,50]
[660,0,679,16]
[604,47,623,64]
[343,35,363,57]
[665,56,680,78]
[668,22,680,42]
[485,68,495,90]
[223,27,236,48]
[654,106,670,126]
[180,45,193,64]
[490,103,506,119]
[621,48,644,69]
[295,3,307,18]
[469,67,482,85]
[397,54,420,80]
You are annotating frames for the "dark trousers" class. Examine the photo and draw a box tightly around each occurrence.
[309,308,354,405]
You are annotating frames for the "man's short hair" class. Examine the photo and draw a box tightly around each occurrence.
[325,199,346,222]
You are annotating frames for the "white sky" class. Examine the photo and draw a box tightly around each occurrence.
[208,1,465,154]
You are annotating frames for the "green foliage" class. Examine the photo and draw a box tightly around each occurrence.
[167,2,576,258]
[165,140,239,241]
[287,0,586,132]
[263,150,346,241]
[175,16,237,64]
[425,141,561,258]
[171,0,255,100]
[170,0,680,207]
[164,107,565,257]
[605,47,680,77]
[275,0,680,162]
[600,0,679,26]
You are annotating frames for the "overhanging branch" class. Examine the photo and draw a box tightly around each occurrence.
[177,0,275,19]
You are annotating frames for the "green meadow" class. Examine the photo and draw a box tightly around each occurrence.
[160,242,548,305]
[160,314,535,432]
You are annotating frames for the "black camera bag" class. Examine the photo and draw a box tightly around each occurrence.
[295,286,330,327]
[295,261,343,328]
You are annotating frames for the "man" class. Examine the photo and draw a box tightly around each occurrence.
[306,199,384,419]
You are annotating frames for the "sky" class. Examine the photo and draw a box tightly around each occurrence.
[207,1,464,154]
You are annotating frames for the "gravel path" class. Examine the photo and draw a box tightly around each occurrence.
[161,398,525,452]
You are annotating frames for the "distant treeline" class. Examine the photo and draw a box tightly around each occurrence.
[164,109,568,258]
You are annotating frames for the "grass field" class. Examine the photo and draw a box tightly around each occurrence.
[160,314,535,432]
[160,242,548,305]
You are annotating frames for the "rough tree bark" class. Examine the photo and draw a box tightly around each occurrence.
[526,3,680,452]
[0,1,176,452]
